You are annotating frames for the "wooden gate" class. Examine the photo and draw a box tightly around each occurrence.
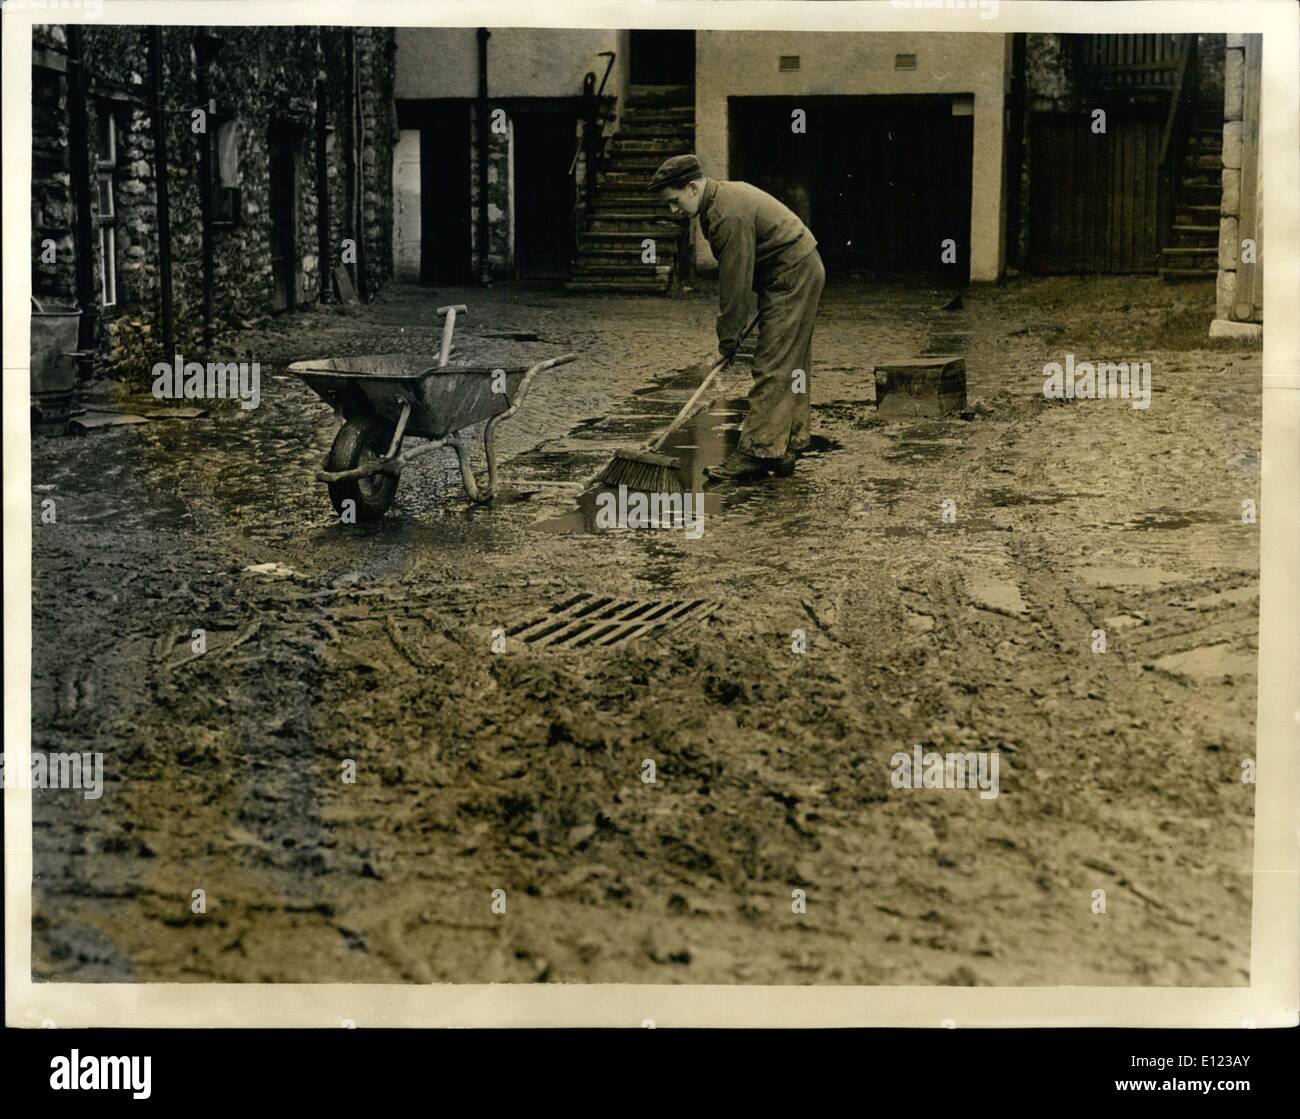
[1028,108,1163,274]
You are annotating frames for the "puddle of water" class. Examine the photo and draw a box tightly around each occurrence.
[533,386,839,537]
[1076,564,1183,588]
[882,437,966,463]
[533,486,723,537]
[985,487,1072,508]
[1119,511,1225,531]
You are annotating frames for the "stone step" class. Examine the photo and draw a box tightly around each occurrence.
[589,195,666,210]
[588,208,677,223]
[1168,223,1219,247]
[1159,266,1216,282]
[613,120,696,135]
[590,197,674,211]
[599,171,670,187]
[589,218,684,234]
[608,137,686,154]
[1160,246,1218,268]
[624,84,693,105]
[581,230,683,245]
[576,241,680,256]
[1178,182,1220,204]
[565,278,673,293]
[600,155,679,171]
[572,260,674,276]
[619,108,695,124]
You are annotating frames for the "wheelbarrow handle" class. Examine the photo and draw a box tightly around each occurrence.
[535,352,577,371]
[465,352,579,503]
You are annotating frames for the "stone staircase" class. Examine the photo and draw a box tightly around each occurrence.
[1159,105,1224,281]
[566,84,694,294]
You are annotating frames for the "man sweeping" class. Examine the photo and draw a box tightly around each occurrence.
[647,155,826,482]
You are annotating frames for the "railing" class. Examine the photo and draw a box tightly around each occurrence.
[571,51,616,261]
[1158,34,1197,168]
[1074,34,1188,93]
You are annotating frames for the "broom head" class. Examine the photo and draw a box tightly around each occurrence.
[596,447,684,494]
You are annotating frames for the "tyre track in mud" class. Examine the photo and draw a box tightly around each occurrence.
[28,279,1258,986]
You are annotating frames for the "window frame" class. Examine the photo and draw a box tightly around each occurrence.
[94,105,119,308]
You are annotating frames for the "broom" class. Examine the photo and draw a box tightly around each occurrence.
[596,313,760,494]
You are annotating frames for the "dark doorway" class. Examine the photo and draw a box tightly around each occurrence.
[268,123,298,311]
[630,30,695,86]
[513,109,577,281]
[729,96,974,281]
[412,102,473,284]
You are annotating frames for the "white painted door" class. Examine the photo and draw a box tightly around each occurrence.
[392,129,421,280]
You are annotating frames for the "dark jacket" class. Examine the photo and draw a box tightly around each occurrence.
[698,178,818,355]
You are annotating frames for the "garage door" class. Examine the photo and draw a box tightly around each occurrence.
[728,96,974,280]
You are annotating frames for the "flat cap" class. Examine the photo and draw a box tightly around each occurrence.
[645,153,703,192]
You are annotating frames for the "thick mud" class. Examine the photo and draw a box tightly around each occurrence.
[30,277,1258,985]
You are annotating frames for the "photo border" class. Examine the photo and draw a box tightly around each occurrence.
[5,0,1297,1028]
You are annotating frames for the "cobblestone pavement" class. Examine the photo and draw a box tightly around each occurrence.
[30,275,1259,986]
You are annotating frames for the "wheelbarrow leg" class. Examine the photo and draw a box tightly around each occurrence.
[482,414,505,502]
[385,399,411,459]
[446,435,482,503]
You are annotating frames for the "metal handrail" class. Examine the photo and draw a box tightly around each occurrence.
[568,51,616,178]
[1159,34,1197,168]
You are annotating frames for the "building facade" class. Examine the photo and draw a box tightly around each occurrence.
[31,24,397,373]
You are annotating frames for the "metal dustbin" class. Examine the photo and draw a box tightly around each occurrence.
[31,295,84,434]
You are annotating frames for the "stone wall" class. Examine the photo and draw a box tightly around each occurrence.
[31,24,397,378]
[1215,34,1262,327]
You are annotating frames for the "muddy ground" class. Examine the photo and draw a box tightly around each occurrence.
[29,275,1259,986]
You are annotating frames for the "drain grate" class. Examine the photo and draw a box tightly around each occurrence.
[507,593,723,649]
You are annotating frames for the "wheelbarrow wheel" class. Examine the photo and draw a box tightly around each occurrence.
[326,415,400,522]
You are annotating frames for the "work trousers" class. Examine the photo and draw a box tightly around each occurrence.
[738,248,826,459]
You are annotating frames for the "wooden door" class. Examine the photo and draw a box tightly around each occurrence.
[1028,108,1163,273]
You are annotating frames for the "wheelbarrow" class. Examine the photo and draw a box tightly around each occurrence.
[287,305,576,521]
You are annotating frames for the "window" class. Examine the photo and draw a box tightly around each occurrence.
[216,119,240,186]
[213,118,242,225]
[95,104,118,307]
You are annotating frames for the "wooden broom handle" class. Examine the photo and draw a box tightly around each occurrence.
[647,313,760,455]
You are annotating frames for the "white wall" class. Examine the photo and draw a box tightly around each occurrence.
[395,28,623,100]
[694,31,1010,281]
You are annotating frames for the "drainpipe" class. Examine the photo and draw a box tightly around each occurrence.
[315,76,331,302]
[148,28,175,361]
[353,32,368,299]
[476,27,490,283]
[65,26,96,351]
[195,29,215,347]
[344,29,357,296]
